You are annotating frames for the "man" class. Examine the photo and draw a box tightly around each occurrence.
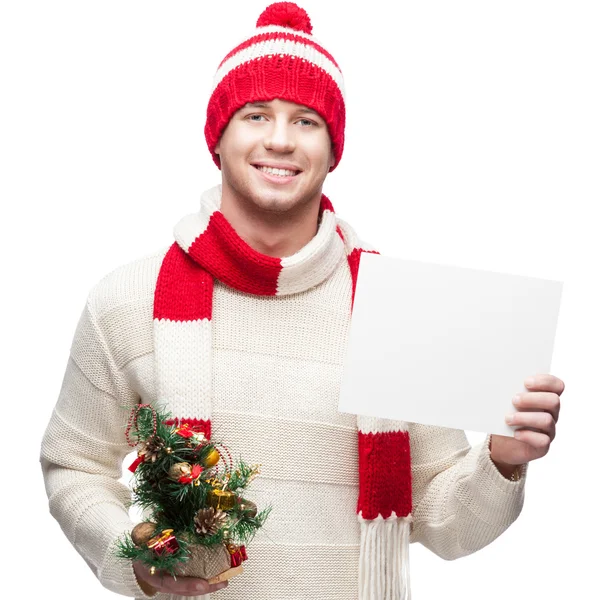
[40,3,564,599]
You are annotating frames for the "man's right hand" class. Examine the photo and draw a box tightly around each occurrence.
[133,560,229,597]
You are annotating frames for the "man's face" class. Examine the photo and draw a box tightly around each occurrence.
[214,98,335,216]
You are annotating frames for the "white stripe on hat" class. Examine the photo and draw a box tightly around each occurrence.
[212,38,346,101]
[218,26,330,64]
[253,24,327,45]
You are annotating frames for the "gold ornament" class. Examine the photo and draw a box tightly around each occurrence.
[238,498,258,518]
[207,488,236,511]
[168,462,192,481]
[165,447,173,454]
[202,448,221,468]
[131,522,158,547]
[194,507,228,536]
[149,566,156,576]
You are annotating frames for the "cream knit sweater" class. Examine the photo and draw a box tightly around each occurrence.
[40,244,528,600]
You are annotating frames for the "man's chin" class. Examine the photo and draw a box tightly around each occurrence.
[252,194,300,214]
[245,187,315,215]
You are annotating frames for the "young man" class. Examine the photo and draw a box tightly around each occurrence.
[40,3,563,599]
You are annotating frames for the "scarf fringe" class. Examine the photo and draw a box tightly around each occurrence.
[358,512,412,600]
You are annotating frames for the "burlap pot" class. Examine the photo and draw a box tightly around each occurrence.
[131,523,244,584]
[174,543,232,580]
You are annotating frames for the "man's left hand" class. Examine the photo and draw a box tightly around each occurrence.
[490,373,565,471]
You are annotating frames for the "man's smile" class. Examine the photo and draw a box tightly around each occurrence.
[252,163,302,183]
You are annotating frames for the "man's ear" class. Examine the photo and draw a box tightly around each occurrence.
[329,146,336,169]
[215,140,221,155]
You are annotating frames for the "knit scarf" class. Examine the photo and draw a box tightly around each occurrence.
[152,184,413,599]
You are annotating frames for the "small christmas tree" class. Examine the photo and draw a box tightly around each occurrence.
[114,404,270,583]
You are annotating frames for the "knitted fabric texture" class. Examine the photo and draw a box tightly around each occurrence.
[153,185,413,599]
[204,2,346,172]
[40,183,529,599]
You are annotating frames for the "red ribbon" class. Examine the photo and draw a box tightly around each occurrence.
[174,423,195,439]
[178,463,203,484]
[128,456,144,473]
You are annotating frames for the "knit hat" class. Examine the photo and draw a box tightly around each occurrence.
[204,2,346,172]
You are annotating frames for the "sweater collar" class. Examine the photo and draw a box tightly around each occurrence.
[173,184,346,296]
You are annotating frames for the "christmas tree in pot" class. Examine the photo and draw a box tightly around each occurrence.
[114,404,270,584]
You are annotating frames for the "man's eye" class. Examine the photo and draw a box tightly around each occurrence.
[247,114,265,121]
[298,119,315,126]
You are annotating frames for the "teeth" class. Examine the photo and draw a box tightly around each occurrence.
[256,165,298,177]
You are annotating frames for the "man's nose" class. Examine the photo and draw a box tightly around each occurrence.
[263,119,295,153]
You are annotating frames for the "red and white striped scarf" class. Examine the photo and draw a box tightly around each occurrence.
[152,185,413,599]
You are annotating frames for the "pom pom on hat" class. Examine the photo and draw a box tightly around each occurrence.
[256,2,312,34]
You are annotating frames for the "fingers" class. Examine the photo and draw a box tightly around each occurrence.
[513,391,560,423]
[156,575,228,596]
[506,410,556,441]
[208,581,230,593]
[512,429,551,455]
[525,373,565,394]
[139,565,228,596]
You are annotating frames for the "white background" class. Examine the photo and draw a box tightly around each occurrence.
[2,1,598,598]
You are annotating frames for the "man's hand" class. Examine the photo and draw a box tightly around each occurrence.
[133,560,229,597]
[490,373,564,472]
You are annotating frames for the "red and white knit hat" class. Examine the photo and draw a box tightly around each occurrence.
[204,2,346,172]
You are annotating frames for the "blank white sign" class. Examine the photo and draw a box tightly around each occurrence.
[338,253,563,437]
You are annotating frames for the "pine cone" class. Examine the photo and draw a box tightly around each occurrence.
[194,507,228,537]
[139,437,165,463]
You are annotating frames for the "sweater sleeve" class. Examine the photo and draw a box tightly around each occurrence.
[39,295,156,598]
[407,422,528,560]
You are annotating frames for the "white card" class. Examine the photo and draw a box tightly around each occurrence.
[338,253,563,437]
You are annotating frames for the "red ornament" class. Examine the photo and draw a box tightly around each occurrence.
[179,464,204,484]
[147,529,180,555]
[227,544,248,567]
[163,417,211,440]
[174,423,195,439]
